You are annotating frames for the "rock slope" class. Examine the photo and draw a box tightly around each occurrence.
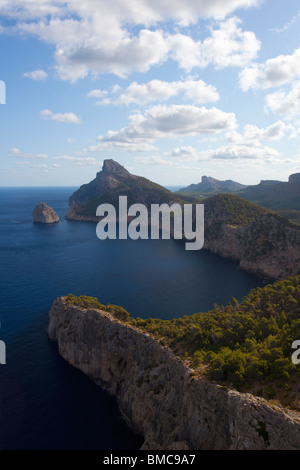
[32,202,59,223]
[66,159,192,221]
[48,297,300,450]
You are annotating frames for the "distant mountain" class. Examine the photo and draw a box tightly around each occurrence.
[237,173,300,211]
[177,175,247,197]
[66,159,197,220]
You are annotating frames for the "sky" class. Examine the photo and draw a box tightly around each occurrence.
[1,0,300,187]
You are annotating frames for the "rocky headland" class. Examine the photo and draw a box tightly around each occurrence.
[48,296,300,450]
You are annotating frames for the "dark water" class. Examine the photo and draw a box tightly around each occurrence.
[0,187,264,449]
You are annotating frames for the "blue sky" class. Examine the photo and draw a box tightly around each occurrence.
[1,0,300,187]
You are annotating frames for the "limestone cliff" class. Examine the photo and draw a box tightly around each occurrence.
[32,202,59,224]
[203,196,300,280]
[48,297,300,450]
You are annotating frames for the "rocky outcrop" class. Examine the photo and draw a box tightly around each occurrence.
[48,297,300,450]
[32,202,59,224]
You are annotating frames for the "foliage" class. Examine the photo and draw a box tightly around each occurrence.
[64,276,300,406]
[64,294,130,322]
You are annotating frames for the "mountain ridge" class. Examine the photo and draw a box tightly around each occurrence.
[177,175,247,196]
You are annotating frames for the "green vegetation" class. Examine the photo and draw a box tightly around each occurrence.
[65,293,131,322]
[65,276,300,409]
[276,209,300,225]
[237,177,300,211]
[204,193,268,226]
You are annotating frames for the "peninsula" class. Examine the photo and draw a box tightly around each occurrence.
[48,277,300,450]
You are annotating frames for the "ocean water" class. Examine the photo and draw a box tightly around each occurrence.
[0,187,265,449]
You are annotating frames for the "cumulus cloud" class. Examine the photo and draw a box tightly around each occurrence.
[94,79,219,106]
[93,105,237,153]
[226,121,295,146]
[0,1,261,23]
[169,17,260,71]
[87,105,236,154]
[39,109,81,123]
[86,89,108,99]
[168,146,200,159]
[203,144,281,160]
[239,47,300,91]
[265,81,300,117]
[0,2,261,80]
[22,69,48,80]
[165,141,282,163]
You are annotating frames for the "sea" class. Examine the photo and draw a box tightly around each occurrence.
[0,187,265,450]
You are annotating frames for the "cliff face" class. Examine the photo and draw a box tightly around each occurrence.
[32,202,59,223]
[48,297,300,450]
[203,200,300,279]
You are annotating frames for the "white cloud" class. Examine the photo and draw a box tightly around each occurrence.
[93,105,237,152]
[95,79,219,106]
[226,121,294,145]
[39,109,81,123]
[86,89,108,99]
[169,17,260,71]
[22,69,48,80]
[1,2,261,80]
[165,142,282,163]
[204,144,281,160]
[168,146,200,159]
[8,148,48,159]
[265,81,300,118]
[0,1,261,23]
[240,47,300,91]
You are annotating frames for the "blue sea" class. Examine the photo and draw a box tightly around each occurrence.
[0,187,265,450]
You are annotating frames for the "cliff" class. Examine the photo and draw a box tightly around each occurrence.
[48,297,300,450]
[32,202,59,223]
[203,194,300,280]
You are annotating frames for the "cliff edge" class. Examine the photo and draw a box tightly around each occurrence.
[48,297,300,450]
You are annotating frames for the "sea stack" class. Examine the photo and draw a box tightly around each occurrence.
[33,202,59,224]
